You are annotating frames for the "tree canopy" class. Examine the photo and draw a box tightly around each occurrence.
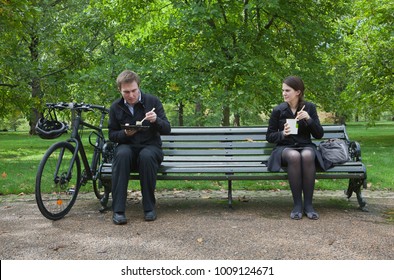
[1,0,392,132]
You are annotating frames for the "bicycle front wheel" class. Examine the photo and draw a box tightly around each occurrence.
[35,141,81,220]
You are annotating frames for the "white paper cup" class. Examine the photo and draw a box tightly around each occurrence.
[286,119,298,134]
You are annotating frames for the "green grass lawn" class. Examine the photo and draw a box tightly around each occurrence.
[343,122,394,190]
[0,122,393,195]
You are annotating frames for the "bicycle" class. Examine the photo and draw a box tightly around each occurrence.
[35,102,113,220]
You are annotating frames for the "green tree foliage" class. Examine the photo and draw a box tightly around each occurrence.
[1,0,94,132]
[326,0,393,123]
[0,0,392,130]
[0,0,134,132]
[118,0,350,126]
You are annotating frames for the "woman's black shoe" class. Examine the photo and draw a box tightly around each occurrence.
[304,210,319,220]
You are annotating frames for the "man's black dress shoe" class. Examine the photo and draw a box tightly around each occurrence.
[112,212,127,225]
[144,210,157,221]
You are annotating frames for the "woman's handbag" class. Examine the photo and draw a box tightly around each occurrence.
[319,138,350,164]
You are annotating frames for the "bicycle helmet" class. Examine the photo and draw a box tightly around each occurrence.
[35,117,68,139]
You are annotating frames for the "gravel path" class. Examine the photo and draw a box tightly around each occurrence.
[0,189,393,260]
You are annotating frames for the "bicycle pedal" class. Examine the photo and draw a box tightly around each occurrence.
[99,206,111,213]
[100,193,110,207]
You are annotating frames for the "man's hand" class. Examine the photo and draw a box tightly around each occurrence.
[144,109,157,123]
[124,129,138,137]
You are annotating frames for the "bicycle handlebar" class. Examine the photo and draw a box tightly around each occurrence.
[45,102,109,113]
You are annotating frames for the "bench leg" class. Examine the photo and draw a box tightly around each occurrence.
[346,178,368,212]
[228,180,233,208]
[99,182,112,213]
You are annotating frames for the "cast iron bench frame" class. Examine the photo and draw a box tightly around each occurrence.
[99,125,368,211]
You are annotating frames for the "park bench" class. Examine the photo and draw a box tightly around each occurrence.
[99,125,368,211]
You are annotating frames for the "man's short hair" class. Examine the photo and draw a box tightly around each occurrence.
[116,70,141,90]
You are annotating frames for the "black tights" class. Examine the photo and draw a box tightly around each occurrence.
[282,147,316,213]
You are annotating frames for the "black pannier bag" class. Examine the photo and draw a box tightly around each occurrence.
[319,138,350,164]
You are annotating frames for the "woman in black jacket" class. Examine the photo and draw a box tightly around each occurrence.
[266,76,327,220]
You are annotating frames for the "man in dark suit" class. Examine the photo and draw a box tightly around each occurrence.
[108,70,171,225]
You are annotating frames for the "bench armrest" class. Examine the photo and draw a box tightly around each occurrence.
[348,141,362,161]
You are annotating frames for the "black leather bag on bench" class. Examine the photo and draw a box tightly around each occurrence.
[319,138,350,164]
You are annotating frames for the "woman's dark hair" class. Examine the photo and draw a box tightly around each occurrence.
[283,76,305,106]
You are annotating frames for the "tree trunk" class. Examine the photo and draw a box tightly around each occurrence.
[222,105,230,127]
[28,32,43,135]
[233,112,240,126]
[178,101,184,126]
[29,77,42,135]
[195,100,206,127]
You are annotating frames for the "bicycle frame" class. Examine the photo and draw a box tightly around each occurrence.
[49,103,108,189]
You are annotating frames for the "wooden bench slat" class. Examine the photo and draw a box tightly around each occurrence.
[163,149,270,156]
[162,142,272,149]
[314,132,346,139]
[162,134,266,141]
[161,156,269,162]
[167,126,268,134]
[115,172,365,181]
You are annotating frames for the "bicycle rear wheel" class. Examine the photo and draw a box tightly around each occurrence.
[92,150,105,199]
[35,141,81,220]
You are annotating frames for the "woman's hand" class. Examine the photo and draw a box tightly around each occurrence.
[283,122,291,136]
[296,110,310,121]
